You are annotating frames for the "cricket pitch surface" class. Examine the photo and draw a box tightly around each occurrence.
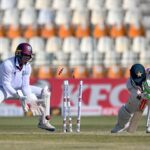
[0,116,150,150]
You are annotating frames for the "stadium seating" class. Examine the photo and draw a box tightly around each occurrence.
[121,50,139,67]
[52,0,69,10]
[72,66,89,78]
[11,37,28,53]
[115,36,131,53]
[17,0,34,9]
[80,36,96,53]
[87,0,104,10]
[40,24,57,39]
[70,0,87,10]
[105,0,122,10]
[37,9,55,25]
[97,36,114,53]
[29,37,45,54]
[6,25,21,39]
[35,0,52,10]
[45,36,62,53]
[139,49,150,67]
[53,51,69,66]
[0,25,5,37]
[62,36,80,53]
[37,65,54,79]
[0,0,149,79]
[91,65,106,78]
[123,0,140,10]
[1,0,17,10]
[69,50,86,67]
[132,36,148,53]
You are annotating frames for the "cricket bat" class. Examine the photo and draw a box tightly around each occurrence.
[127,99,148,133]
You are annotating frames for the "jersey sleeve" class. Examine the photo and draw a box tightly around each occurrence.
[1,62,17,96]
[126,78,141,99]
[146,68,150,80]
[21,64,32,96]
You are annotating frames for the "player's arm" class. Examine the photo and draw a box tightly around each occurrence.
[21,65,32,96]
[1,62,18,96]
[142,80,150,100]
[126,79,141,100]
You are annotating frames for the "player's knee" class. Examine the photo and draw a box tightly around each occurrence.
[41,86,50,97]
[118,105,131,119]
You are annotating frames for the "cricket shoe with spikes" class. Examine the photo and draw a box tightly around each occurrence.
[111,123,129,133]
[38,121,55,132]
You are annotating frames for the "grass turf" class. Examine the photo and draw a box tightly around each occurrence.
[0,116,150,150]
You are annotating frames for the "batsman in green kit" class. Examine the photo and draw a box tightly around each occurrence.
[111,63,150,133]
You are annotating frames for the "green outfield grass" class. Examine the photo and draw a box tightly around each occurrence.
[0,116,150,150]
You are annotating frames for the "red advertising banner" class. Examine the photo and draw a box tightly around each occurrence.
[3,78,129,116]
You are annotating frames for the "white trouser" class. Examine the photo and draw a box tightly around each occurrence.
[0,85,52,128]
[0,85,45,117]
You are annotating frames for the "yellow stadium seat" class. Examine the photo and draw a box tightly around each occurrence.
[58,24,74,39]
[40,25,56,39]
[6,25,21,39]
[109,25,126,38]
[37,66,54,79]
[0,26,5,37]
[127,24,145,39]
[124,67,130,79]
[91,65,106,78]
[93,24,109,39]
[107,65,123,78]
[23,25,39,39]
[75,24,90,39]
[73,66,89,79]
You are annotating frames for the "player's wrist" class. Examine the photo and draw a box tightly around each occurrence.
[13,92,21,99]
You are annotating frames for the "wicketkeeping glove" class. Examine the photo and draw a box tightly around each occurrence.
[20,96,30,112]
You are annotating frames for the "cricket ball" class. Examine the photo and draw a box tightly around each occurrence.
[45,115,51,120]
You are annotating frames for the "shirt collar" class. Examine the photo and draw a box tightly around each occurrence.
[15,57,23,71]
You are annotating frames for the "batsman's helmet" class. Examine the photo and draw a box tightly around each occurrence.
[15,43,33,61]
[130,63,146,86]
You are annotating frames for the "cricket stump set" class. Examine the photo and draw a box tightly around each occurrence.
[63,80,83,133]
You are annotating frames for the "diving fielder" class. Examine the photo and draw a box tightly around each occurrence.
[0,43,55,132]
[111,63,150,133]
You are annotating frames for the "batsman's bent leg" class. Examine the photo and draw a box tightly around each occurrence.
[111,105,131,133]
[38,86,55,132]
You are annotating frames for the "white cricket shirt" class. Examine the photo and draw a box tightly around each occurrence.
[0,56,32,98]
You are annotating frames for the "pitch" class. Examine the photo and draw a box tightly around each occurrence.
[0,116,149,150]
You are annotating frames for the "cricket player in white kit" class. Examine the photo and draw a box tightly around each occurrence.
[111,64,150,133]
[0,43,55,132]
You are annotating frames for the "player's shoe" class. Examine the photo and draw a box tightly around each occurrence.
[111,123,129,133]
[146,126,150,133]
[38,121,55,132]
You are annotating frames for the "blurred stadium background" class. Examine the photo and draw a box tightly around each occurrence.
[0,0,150,117]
